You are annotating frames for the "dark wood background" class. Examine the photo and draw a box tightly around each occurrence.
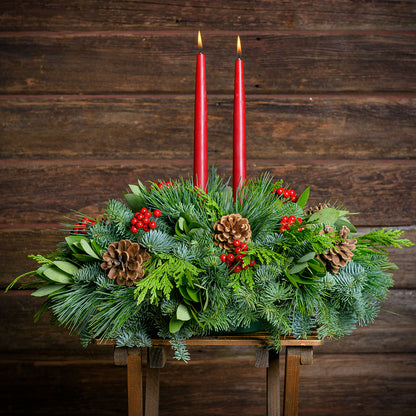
[1,1,415,415]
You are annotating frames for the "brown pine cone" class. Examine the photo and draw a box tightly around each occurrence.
[213,213,251,252]
[101,239,150,286]
[318,225,357,273]
[304,203,330,216]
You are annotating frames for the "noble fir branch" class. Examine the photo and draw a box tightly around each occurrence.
[89,221,121,248]
[139,229,176,255]
[104,200,134,236]
[357,228,414,253]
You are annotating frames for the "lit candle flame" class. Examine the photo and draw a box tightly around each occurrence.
[237,35,242,58]
[198,31,203,51]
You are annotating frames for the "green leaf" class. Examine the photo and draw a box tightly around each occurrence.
[178,217,186,231]
[42,266,73,284]
[169,317,184,333]
[297,187,310,208]
[178,286,192,301]
[53,261,78,275]
[291,275,316,285]
[188,221,204,230]
[31,284,65,297]
[91,240,105,257]
[72,253,97,262]
[176,304,192,321]
[284,271,299,288]
[308,258,326,274]
[124,193,144,213]
[297,252,316,263]
[289,263,308,274]
[186,287,200,303]
[309,207,340,225]
[335,217,357,234]
[80,239,101,259]
[179,212,193,224]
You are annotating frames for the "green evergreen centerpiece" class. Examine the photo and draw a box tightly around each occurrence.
[7,169,413,361]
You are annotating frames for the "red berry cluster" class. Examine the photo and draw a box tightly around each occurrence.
[73,217,96,234]
[130,207,161,233]
[219,240,255,273]
[279,215,304,233]
[156,181,176,189]
[272,187,298,203]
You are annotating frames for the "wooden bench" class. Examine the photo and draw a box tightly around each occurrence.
[103,333,323,416]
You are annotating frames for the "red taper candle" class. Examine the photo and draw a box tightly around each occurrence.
[233,35,246,200]
[193,31,208,191]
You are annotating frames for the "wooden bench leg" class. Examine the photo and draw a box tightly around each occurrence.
[283,347,300,416]
[267,350,280,416]
[127,348,143,416]
[145,346,167,416]
[283,346,314,416]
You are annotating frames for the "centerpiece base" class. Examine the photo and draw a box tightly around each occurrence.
[100,334,322,416]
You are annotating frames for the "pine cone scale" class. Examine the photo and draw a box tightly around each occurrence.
[318,226,356,273]
[101,239,150,286]
[213,214,252,252]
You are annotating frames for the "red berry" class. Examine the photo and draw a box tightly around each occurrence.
[143,225,149,232]
[249,259,256,267]
[148,221,157,229]
[157,182,162,189]
[131,217,138,225]
[233,240,241,247]
[235,247,242,254]
[240,242,248,251]
[236,254,244,262]
[131,226,138,233]
[276,187,284,195]
[234,265,242,273]
[227,254,235,262]
[281,216,289,223]
[143,217,150,224]
[297,218,302,224]
[283,190,290,198]
[140,207,147,214]
[271,189,276,194]
[220,254,227,262]
[289,189,296,197]
[136,221,144,229]
[73,227,79,234]
[291,195,298,202]
[298,227,305,232]
[145,210,152,217]
[153,209,161,217]
[288,215,296,224]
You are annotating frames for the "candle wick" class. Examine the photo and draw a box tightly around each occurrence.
[237,52,241,60]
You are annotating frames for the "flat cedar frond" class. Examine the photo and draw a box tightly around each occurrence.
[135,256,203,305]
[357,228,414,252]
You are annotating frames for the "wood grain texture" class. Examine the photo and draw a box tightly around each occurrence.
[1,353,415,415]
[1,0,416,31]
[1,95,415,160]
[0,159,414,225]
[1,290,415,356]
[1,33,415,94]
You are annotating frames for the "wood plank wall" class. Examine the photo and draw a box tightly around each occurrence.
[1,1,415,415]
